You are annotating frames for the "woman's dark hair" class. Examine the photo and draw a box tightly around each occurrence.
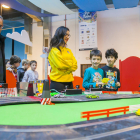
[105,49,118,59]
[10,55,21,65]
[49,26,69,52]
[30,60,37,65]
[5,59,10,65]
[90,49,102,59]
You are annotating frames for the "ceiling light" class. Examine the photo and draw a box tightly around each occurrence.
[2,4,10,8]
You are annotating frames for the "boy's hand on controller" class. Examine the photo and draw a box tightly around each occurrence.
[97,82,104,87]
[116,82,120,87]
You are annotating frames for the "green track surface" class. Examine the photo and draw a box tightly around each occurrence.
[0,98,139,126]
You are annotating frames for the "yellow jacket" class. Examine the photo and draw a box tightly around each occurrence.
[48,46,77,82]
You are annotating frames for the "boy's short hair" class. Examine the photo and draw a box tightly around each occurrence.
[105,49,118,59]
[22,59,30,66]
[30,60,37,65]
[90,49,102,59]
[10,55,21,65]
[5,59,10,65]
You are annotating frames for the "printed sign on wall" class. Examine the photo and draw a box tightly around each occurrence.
[79,9,97,51]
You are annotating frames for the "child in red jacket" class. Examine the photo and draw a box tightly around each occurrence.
[7,55,21,81]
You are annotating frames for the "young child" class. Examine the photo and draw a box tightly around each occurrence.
[83,49,104,89]
[17,59,30,82]
[22,60,38,82]
[7,55,21,81]
[101,48,120,90]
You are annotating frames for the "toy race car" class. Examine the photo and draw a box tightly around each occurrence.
[54,93,66,98]
[86,94,99,99]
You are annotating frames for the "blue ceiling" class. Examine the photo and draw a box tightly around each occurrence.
[72,0,139,12]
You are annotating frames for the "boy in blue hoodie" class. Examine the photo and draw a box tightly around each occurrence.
[83,49,104,89]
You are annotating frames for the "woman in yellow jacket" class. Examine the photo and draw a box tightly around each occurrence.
[48,26,77,91]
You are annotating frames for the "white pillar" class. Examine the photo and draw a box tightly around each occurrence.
[30,21,43,80]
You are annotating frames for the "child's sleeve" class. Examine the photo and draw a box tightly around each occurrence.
[117,69,121,88]
[102,68,106,78]
[36,72,39,80]
[101,69,104,79]
[117,70,120,82]
[82,69,97,89]
[17,70,21,81]
[22,71,29,82]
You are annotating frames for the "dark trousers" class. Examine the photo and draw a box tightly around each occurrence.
[50,80,73,91]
